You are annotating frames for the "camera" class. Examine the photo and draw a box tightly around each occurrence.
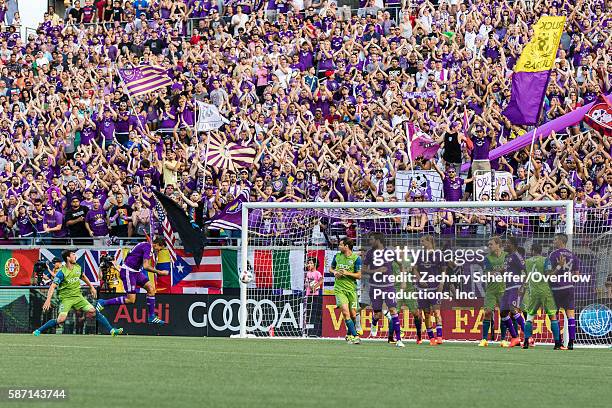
[99,254,116,293]
[33,260,49,286]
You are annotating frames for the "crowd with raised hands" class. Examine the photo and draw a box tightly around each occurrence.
[0,0,609,240]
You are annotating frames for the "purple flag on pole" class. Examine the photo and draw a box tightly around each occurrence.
[410,135,440,160]
[207,188,251,230]
[502,71,550,125]
[118,65,173,98]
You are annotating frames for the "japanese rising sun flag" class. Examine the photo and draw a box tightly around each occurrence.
[502,16,566,125]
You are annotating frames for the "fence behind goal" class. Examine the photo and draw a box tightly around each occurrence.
[239,200,612,346]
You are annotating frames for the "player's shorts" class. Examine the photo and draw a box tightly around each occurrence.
[524,285,557,316]
[500,286,521,310]
[483,282,505,311]
[58,296,94,316]
[120,266,150,294]
[369,285,397,311]
[552,287,575,310]
[417,288,441,310]
[335,288,358,310]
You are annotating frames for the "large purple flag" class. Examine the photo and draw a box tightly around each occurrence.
[118,65,173,98]
[410,135,440,160]
[502,16,565,125]
[207,188,250,230]
[502,71,550,125]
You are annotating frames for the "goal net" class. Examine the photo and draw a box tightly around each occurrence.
[237,201,612,346]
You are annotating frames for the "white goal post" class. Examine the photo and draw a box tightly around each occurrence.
[237,200,588,341]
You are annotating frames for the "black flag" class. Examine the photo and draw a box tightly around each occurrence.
[153,190,206,266]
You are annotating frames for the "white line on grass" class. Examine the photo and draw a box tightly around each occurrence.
[3,343,608,370]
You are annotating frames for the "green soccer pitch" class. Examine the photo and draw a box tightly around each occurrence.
[1,334,611,408]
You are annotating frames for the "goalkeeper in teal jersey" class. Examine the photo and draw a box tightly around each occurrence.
[33,250,122,336]
[522,242,560,349]
[331,238,362,344]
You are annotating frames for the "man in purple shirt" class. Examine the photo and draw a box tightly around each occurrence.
[43,205,67,241]
[95,238,168,325]
[433,162,466,202]
[85,198,109,238]
[547,233,581,350]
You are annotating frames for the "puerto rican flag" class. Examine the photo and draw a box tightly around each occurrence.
[170,248,222,294]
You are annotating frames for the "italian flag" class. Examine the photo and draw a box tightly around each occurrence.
[245,249,325,291]
[0,249,38,286]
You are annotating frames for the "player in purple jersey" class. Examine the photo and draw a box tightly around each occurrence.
[499,237,525,348]
[362,233,404,348]
[96,238,169,325]
[547,233,581,350]
[413,235,446,346]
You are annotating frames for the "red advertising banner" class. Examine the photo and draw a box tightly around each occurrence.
[321,295,562,343]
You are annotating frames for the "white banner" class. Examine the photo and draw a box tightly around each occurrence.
[395,170,444,201]
[474,171,512,200]
[196,101,229,131]
[474,171,492,201]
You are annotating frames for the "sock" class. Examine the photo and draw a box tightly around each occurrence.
[383,310,392,324]
[500,318,507,340]
[551,320,560,343]
[482,319,491,340]
[490,316,495,340]
[372,317,379,329]
[568,318,576,340]
[436,324,443,338]
[37,319,58,333]
[355,313,362,332]
[524,320,533,340]
[414,316,422,340]
[96,311,113,334]
[146,296,156,319]
[504,316,518,338]
[103,296,126,306]
[392,314,401,341]
[514,312,525,332]
[427,328,435,339]
[345,319,357,337]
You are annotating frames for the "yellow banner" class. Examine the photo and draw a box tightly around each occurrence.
[515,16,565,72]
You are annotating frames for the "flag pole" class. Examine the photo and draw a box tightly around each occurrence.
[114,64,149,144]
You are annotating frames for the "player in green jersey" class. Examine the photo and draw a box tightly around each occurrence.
[331,238,362,344]
[479,237,506,347]
[522,242,560,349]
[33,250,122,336]
[392,260,422,344]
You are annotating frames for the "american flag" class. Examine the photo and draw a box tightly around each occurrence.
[118,65,172,98]
[154,199,177,262]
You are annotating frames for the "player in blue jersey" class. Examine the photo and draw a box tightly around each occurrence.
[362,232,404,347]
[95,238,168,324]
[547,233,581,350]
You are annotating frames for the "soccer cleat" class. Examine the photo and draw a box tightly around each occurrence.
[522,340,529,349]
[147,316,166,325]
[500,340,510,348]
[559,346,569,350]
[32,330,40,336]
[429,338,437,346]
[528,337,535,347]
[351,336,361,345]
[567,341,574,350]
[356,328,364,336]
[416,339,423,345]
[370,323,378,338]
[345,335,354,343]
[111,328,124,337]
[436,337,444,345]
[509,338,522,348]
[478,339,488,347]
[95,300,104,312]
[396,340,405,348]
[554,343,562,350]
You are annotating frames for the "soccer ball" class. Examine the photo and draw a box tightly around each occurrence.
[240,270,253,284]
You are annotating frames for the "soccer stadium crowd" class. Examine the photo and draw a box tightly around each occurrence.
[0,0,609,241]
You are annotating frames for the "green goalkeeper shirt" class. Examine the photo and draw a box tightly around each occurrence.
[332,252,361,292]
[525,256,550,292]
[52,264,84,300]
